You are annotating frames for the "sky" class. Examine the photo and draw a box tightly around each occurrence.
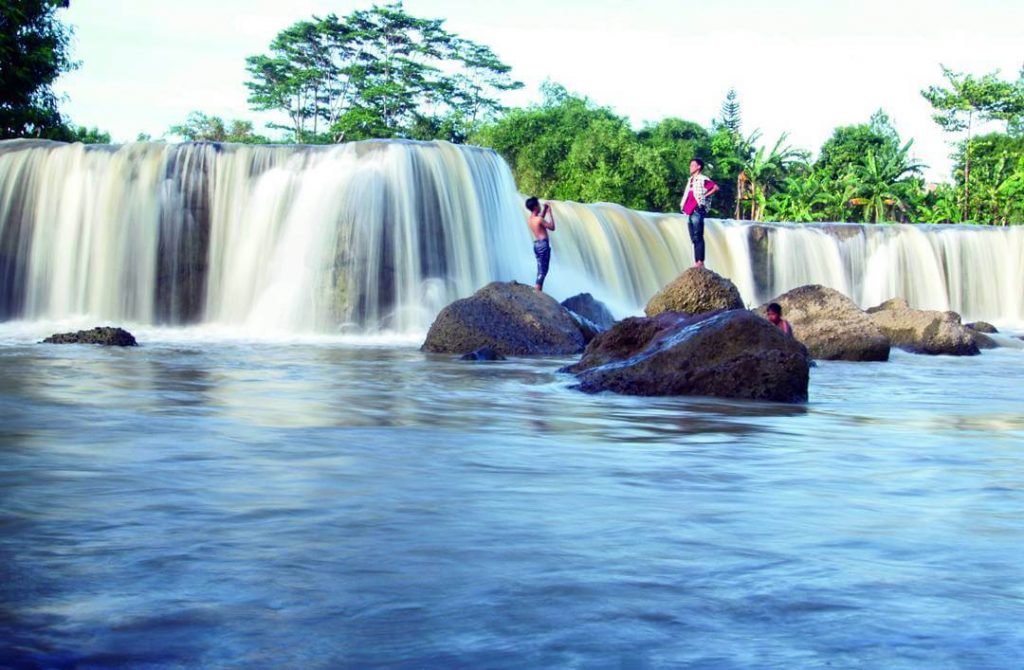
[53,0,1024,183]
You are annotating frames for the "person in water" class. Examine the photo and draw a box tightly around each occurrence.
[679,158,719,268]
[766,302,793,336]
[525,196,555,292]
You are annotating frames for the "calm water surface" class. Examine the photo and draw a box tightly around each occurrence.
[1,328,1023,669]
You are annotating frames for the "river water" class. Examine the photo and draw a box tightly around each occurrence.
[2,325,1023,668]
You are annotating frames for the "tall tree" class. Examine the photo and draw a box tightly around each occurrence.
[0,0,77,139]
[719,88,742,135]
[921,66,1021,220]
[245,3,520,143]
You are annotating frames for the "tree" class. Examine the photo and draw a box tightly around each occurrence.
[66,125,110,144]
[0,0,77,139]
[737,134,808,221]
[843,140,925,223]
[637,118,711,211]
[719,88,741,135]
[245,3,521,143]
[921,66,1023,220]
[168,111,270,143]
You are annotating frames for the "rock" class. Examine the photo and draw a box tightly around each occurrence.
[422,281,585,356]
[867,299,980,356]
[459,346,505,361]
[561,293,616,345]
[561,293,616,330]
[761,285,890,361]
[42,327,138,346]
[866,297,910,313]
[971,332,999,350]
[563,310,811,403]
[645,267,745,317]
[966,321,998,334]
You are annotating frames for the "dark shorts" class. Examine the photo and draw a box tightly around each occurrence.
[533,238,551,287]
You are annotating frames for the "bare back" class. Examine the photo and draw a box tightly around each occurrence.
[528,206,555,241]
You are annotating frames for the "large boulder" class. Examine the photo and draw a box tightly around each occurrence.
[42,327,138,346]
[867,300,980,356]
[645,267,744,317]
[562,310,811,403]
[761,285,890,361]
[422,281,585,356]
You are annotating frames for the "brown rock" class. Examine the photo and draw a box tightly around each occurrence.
[422,281,585,356]
[867,299,980,356]
[563,310,810,403]
[761,285,890,361]
[645,267,744,317]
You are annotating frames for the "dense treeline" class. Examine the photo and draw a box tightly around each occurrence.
[3,1,1022,223]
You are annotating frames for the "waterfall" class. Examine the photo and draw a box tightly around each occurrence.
[0,138,1021,334]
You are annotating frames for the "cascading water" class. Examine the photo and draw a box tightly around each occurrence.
[0,138,1021,334]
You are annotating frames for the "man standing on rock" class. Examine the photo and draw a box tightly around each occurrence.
[680,158,719,268]
[526,196,555,292]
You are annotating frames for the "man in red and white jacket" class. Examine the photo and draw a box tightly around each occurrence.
[679,158,719,268]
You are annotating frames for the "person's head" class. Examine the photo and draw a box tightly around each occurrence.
[525,196,540,214]
[766,302,783,324]
[689,158,704,175]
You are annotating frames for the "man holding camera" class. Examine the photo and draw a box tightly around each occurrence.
[525,196,556,292]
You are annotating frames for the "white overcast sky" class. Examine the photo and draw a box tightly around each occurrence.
[54,0,1023,182]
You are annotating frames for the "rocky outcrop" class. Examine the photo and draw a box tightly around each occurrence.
[563,309,811,403]
[760,285,890,361]
[867,300,980,356]
[645,267,744,317]
[42,327,138,346]
[422,281,585,356]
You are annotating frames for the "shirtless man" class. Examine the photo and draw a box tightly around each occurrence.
[766,302,793,336]
[525,196,555,292]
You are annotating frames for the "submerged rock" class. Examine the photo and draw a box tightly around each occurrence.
[563,310,811,403]
[561,293,616,330]
[762,285,890,362]
[42,327,138,346]
[459,346,506,361]
[645,267,744,317]
[422,281,585,356]
[561,293,617,345]
[966,321,998,334]
[867,300,980,356]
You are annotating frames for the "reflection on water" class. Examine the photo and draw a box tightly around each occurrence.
[1,338,1023,668]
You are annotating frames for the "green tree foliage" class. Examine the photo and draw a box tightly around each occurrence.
[921,66,1024,220]
[843,143,925,223]
[738,134,808,221]
[66,125,110,144]
[0,0,77,139]
[471,83,676,210]
[245,2,521,143]
[168,111,271,143]
[719,88,741,135]
[950,132,1024,224]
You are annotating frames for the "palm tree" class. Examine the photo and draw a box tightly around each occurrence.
[844,140,926,222]
[739,134,808,221]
